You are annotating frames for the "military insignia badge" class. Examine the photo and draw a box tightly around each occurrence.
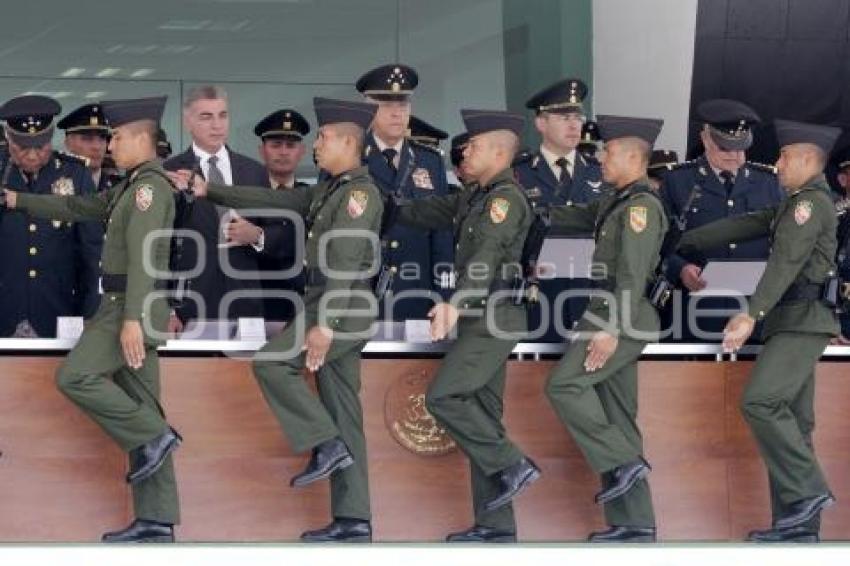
[794,200,813,225]
[347,189,369,218]
[51,176,75,196]
[525,186,543,198]
[411,167,434,189]
[629,206,648,233]
[385,370,456,456]
[135,185,154,212]
[489,197,510,223]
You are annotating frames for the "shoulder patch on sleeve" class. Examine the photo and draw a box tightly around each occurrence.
[347,189,369,218]
[489,196,510,224]
[135,184,154,211]
[628,205,648,233]
[794,200,813,225]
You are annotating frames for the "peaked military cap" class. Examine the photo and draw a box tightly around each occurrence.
[597,114,663,146]
[648,149,679,173]
[578,119,601,153]
[313,97,377,129]
[697,98,761,151]
[356,63,419,101]
[0,94,61,148]
[57,103,109,136]
[407,115,448,148]
[461,109,525,138]
[450,132,470,168]
[774,119,841,155]
[254,108,310,141]
[525,78,588,115]
[101,96,167,127]
[156,128,172,159]
[831,136,850,171]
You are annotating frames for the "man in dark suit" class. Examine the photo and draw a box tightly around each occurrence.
[356,64,454,320]
[163,85,268,331]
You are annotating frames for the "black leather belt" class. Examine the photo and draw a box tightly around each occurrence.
[100,274,169,293]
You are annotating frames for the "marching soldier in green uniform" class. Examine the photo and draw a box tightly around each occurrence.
[3,96,182,543]
[396,109,540,542]
[678,119,841,543]
[173,97,381,542]
[544,115,667,542]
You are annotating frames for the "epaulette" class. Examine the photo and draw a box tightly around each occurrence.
[408,138,444,156]
[745,161,777,175]
[54,150,89,168]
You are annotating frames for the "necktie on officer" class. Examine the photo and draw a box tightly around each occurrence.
[555,156,572,185]
[720,170,735,196]
[382,148,398,174]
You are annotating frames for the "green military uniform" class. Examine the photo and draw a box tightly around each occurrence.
[679,174,838,530]
[398,168,532,533]
[545,177,666,529]
[205,165,382,522]
[15,160,179,525]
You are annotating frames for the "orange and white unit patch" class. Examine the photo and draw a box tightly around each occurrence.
[347,189,369,218]
[629,205,647,233]
[489,197,510,224]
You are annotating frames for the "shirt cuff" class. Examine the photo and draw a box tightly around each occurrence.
[250,228,265,252]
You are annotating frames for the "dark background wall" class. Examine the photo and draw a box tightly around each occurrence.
[690,0,850,164]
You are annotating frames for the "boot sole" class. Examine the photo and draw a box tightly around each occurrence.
[589,534,656,543]
[595,464,650,505]
[300,534,371,543]
[103,534,175,543]
[127,436,182,485]
[483,465,542,512]
[291,454,354,488]
[446,535,517,543]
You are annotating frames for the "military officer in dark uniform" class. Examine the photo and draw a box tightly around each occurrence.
[251,108,311,321]
[58,103,114,192]
[678,120,841,543]
[179,98,381,543]
[545,115,667,543]
[659,99,783,341]
[407,115,448,151]
[356,64,453,319]
[514,78,607,342]
[0,95,102,337]
[5,96,182,542]
[396,109,540,542]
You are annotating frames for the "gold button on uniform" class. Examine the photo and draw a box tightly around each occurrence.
[29,247,37,255]
[29,224,37,232]
[390,240,399,249]
[727,199,734,207]
[28,269,37,278]
[729,243,737,250]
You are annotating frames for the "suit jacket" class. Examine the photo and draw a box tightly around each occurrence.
[163,146,269,322]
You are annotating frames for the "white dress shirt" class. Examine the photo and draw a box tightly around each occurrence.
[540,145,576,182]
[193,142,233,185]
[374,135,404,169]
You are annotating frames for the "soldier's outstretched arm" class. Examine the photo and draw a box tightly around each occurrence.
[8,187,111,222]
[677,208,775,256]
[549,201,599,235]
[206,182,311,216]
[396,192,461,230]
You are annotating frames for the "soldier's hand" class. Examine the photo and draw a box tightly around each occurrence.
[680,263,707,292]
[303,325,333,372]
[584,331,618,372]
[224,212,263,246]
[2,189,17,209]
[428,302,460,341]
[120,320,146,370]
[167,311,184,337]
[722,313,755,353]
[166,170,193,191]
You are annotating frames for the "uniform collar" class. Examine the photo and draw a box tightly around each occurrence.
[480,167,515,191]
[373,133,404,155]
[789,173,830,197]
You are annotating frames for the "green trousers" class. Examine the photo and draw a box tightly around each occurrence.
[425,316,524,532]
[742,332,831,520]
[545,335,655,528]
[56,295,179,524]
[252,314,371,521]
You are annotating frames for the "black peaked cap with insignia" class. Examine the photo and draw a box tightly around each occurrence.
[648,149,679,174]
[356,63,419,101]
[0,94,61,148]
[408,115,448,148]
[450,132,470,168]
[461,109,525,138]
[525,77,588,115]
[697,98,761,151]
[254,108,310,141]
[774,119,841,155]
[101,96,166,128]
[57,103,110,136]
